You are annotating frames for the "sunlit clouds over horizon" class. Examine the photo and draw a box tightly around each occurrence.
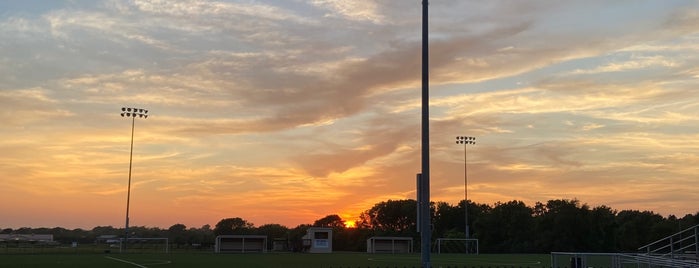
[1,0,699,229]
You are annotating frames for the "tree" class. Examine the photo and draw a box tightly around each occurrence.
[256,224,289,250]
[214,217,254,236]
[433,201,462,239]
[358,199,419,235]
[91,226,119,241]
[288,224,311,252]
[188,225,214,249]
[168,223,187,248]
[474,200,533,252]
[679,212,699,230]
[587,205,617,252]
[313,214,345,229]
[534,199,590,252]
[256,224,288,238]
[615,210,666,250]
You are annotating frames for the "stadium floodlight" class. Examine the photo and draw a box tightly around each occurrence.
[120,107,148,252]
[456,136,476,239]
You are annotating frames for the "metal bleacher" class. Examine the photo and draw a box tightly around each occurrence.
[635,224,699,267]
[552,224,698,268]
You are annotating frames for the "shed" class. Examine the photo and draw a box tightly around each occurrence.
[215,235,267,253]
[367,236,413,253]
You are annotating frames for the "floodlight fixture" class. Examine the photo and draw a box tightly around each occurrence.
[456,136,476,144]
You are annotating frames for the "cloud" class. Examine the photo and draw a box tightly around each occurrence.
[310,0,384,24]
[2,1,699,229]
[132,0,313,24]
[569,55,679,75]
[0,88,72,125]
[291,114,415,177]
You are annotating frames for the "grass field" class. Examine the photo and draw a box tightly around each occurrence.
[0,252,551,268]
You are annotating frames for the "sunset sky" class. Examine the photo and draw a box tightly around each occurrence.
[1,0,699,230]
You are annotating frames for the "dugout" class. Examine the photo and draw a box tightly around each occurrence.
[215,235,267,253]
[302,227,333,253]
[366,236,413,253]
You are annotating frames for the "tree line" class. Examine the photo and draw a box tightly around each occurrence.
[3,199,697,253]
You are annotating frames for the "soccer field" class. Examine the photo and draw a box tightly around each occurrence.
[1,253,550,268]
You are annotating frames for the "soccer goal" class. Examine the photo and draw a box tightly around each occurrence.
[120,237,169,254]
[435,238,479,254]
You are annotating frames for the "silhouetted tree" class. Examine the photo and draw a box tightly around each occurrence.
[91,226,119,240]
[433,201,462,239]
[255,224,289,250]
[587,205,617,252]
[287,224,311,252]
[188,224,214,249]
[534,199,590,252]
[474,200,533,252]
[615,210,666,251]
[334,225,372,251]
[358,199,419,235]
[214,217,254,236]
[313,214,345,229]
[168,223,187,248]
[4,198,695,254]
[679,212,699,230]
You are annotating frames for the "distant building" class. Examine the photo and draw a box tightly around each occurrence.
[95,235,120,244]
[302,227,332,253]
[0,234,54,243]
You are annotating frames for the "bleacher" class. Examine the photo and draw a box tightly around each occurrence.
[636,224,698,267]
[552,224,698,268]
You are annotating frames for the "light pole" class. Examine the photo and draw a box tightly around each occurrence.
[456,136,475,239]
[120,107,148,252]
[420,1,431,267]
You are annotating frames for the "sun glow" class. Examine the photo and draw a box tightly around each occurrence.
[344,220,356,228]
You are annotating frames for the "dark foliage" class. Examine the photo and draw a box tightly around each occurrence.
[3,199,697,253]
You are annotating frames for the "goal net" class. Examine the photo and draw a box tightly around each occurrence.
[435,238,479,254]
[120,238,169,254]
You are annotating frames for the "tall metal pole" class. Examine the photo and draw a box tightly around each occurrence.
[456,136,475,240]
[125,115,134,251]
[121,107,148,252]
[420,1,431,267]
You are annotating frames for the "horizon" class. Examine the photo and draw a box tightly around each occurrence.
[3,197,696,230]
[1,1,699,230]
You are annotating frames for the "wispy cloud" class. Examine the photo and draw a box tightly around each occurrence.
[310,0,385,24]
[1,0,698,229]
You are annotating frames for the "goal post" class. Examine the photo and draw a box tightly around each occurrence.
[435,238,479,254]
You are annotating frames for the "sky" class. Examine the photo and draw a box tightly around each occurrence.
[1,0,699,230]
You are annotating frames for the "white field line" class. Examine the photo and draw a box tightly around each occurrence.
[104,256,148,268]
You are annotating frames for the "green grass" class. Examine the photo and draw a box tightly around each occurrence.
[0,252,550,268]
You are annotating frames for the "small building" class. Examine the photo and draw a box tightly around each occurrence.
[215,235,267,253]
[302,227,332,253]
[367,236,413,253]
[95,235,120,244]
[0,234,54,243]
